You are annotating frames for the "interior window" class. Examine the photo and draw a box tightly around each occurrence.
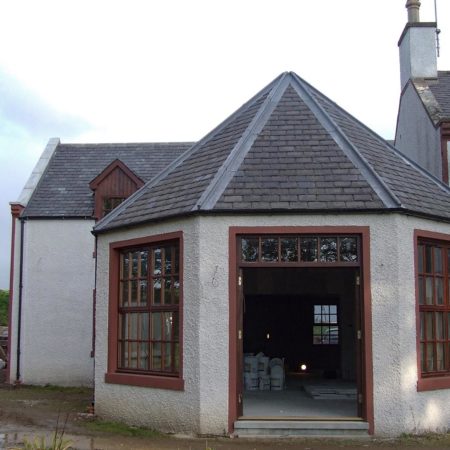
[313,304,339,345]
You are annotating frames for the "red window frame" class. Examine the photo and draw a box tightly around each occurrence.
[105,231,184,390]
[415,230,450,391]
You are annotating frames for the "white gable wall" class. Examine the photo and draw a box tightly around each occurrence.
[11,219,95,386]
[95,213,450,436]
[395,83,441,178]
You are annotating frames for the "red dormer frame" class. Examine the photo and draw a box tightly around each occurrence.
[89,159,144,220]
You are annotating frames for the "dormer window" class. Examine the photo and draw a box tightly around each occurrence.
[89,160,144,220]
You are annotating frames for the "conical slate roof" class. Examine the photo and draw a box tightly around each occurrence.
[95,72,450,232]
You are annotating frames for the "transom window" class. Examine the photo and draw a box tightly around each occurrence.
[417,240,450,377]
[240,235,359,264]
[118,241,180,375]
[313,305,339,345]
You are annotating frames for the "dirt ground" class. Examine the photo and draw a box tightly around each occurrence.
[1,372,450,450]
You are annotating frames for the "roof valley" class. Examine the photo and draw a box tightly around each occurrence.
[289,73,402,209]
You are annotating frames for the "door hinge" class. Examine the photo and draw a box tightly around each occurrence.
[357,330,362,340]
[356,275,360,286]
[238,276,242,286]
[358,393,363,404]
[238,329,242,340]
[238,393,242,404]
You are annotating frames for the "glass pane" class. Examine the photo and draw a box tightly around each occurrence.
[330,305,337,314]
[320,237,337,262]
[163,343,172,371]
[418,276,424,305]
[152,313,162,340]
[340,237,358,262]
[434,247,443,274]
[153,248,162,275]
[140,251,148,276]
[436,343,444,371]
[164,278,172,305]
[152,342,162,370]
[174,343,180,372]
[241,238,259,262]
[141,313,149,340]
[436,278,444,305]
[261,237,278,262]
[130,313,138,340]
[314,305,321,315]
[173,312,179,341]
[321,305,330,314]
[120,281,129,307]
[163,312,173,340]
[173,277,180,304]
[420,312,425,340]
[164,246,173,275]
[153,278,161,304]
[300,237,318,262]
[139,343,149,370]
[121,252,130,278]
[130,280,138,306]
[425,246,432,273]
[329,314,337,324]
[417,244,423,273]
[120,313,128,340]
[426,343,434,371]
[281,238,298,262]
[118,341,127,368]
[425,277,433,305]
[174,245,180,274]
[132,252,139,277]
[436,312,444,340]
[130,342,138,368]
[139,280,148,306]
[426,312,434,340]
[421,343,425,372]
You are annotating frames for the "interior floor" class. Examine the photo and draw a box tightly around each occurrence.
[243,374,358,418]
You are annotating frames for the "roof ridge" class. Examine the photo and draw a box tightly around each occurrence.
[194,73,291,211]
[94,73,286,232]
[59,142,195,147]
[289,72,402,209]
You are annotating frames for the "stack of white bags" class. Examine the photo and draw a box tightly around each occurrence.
[244,353,284,391]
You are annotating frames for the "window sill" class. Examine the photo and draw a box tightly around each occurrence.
[417,375,450,391]
[105,372,184,390]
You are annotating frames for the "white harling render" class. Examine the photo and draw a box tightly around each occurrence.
[94,213,450,436]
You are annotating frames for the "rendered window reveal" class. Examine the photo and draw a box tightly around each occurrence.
[417,240,450,376]
[241,235,359,264]
[118,242,180,375]
[313,305,339,345]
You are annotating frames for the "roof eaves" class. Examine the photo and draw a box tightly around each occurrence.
[289,72,402,209]
[94,73,287,233]
[194,72,291,211]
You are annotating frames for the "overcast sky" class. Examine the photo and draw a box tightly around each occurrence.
[1,0,450,289]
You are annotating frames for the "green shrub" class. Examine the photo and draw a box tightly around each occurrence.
[0,290,8,326]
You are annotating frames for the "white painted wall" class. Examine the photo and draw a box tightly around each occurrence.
[395,83,441,178]
[95,213,450,436]
[11,219,95,386]
[95,217,202,434]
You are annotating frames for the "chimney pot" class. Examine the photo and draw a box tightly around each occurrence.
[406,0,421,23]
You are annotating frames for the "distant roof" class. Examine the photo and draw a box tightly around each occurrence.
[95,71,450,233]
[23,142,193,217]
[413,71,450,125]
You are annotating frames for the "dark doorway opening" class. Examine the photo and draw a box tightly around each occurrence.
[242,267,360,418]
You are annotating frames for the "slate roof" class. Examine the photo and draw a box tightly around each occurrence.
[413,71,450,125]
[95,71,450,233]
[23,143,192,217]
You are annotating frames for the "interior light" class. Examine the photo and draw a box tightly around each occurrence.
[266,333,270,339]
[300,364,307,371]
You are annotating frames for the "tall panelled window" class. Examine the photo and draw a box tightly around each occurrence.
[417,240,450,377]
[118,241,180,376]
